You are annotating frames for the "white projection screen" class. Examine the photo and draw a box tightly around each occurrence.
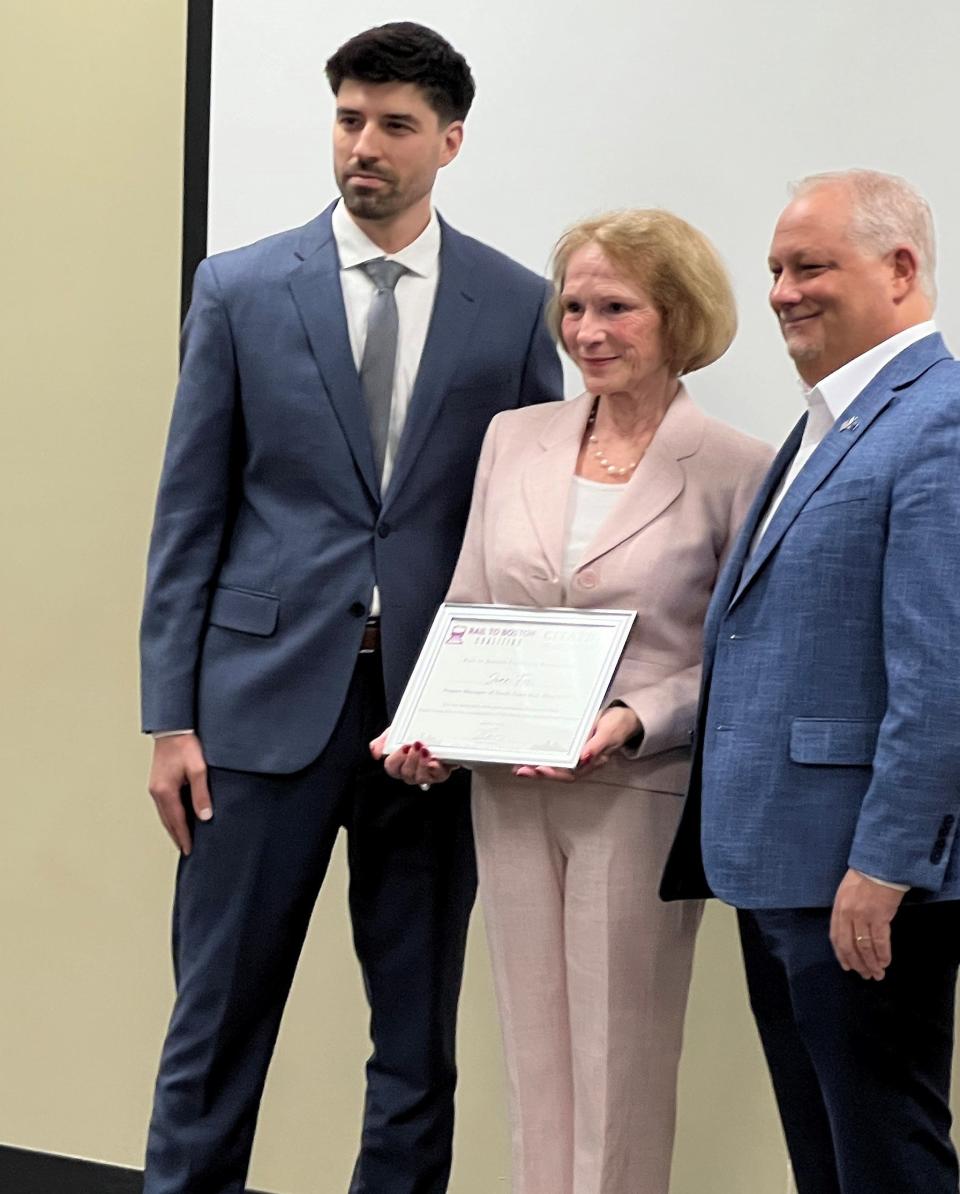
[199,3,960,1192]
[206,0,960,447]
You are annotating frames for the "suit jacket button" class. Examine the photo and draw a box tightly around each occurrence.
[943,815,956,830]
[579,570,598,590]
[931,847,945,864]
[377,523,391,539]
[349,602,365,618]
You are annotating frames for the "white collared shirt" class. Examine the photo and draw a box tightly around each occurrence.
[750,320,937,890]
[331,199,441,490]
[752,321,937,551]
[332,200,441,619]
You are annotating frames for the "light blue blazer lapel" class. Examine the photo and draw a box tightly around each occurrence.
[383,219,481,506]
[699,415,804,660]
[729,332,950,612]
[287,207,379,502]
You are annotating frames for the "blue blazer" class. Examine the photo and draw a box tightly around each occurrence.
[140,206,562,772]
[662,333,960,907]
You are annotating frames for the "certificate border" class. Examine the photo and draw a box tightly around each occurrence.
[387,603,636,767]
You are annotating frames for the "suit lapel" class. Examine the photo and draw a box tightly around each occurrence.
[518,395,592,579]
[286,207,379,502]
[577,389,702,568]
[383,219,481,506]
[715,415,804,617]
[728,332,951,611]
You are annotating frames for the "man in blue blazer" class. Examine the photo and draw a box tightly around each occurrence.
[139,23,561,1194]
[662,169,960,1193]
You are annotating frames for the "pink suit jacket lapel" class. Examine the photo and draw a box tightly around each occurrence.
[520,389,703,578]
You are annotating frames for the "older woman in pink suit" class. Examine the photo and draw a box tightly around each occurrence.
[377,210,773,1194]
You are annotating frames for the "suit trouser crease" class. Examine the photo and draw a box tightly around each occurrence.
[144,655,477,1194]
[472,774,702,1194]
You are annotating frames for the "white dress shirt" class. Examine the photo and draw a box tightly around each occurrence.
[152,204,442,737]
[334,200,441,617]
[750,320,938,888]
[332,199,441,490]
[752,321,937,550]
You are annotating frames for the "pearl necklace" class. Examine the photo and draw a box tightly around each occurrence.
[586,399,640,477]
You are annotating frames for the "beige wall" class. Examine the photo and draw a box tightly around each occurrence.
[5,5,944,1194]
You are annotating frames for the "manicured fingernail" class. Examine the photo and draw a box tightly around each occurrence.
[198,808,213,822]
[582,752,593,764]
[402,745,411,754]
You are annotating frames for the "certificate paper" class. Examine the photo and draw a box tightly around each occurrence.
[386,604,636,768]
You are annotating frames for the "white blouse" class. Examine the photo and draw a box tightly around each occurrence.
[561,475,625,597]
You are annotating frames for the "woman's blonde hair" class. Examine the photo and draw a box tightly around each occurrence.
[548,209,737,376]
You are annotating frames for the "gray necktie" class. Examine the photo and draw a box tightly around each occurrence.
[359,258,408,481]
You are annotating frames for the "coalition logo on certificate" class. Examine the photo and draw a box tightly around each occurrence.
[446,626,466,645]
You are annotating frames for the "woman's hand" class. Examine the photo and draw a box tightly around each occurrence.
[370,730,456,787]
[513,705,641,783]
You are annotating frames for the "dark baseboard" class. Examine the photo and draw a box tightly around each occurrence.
[0,1145,272,1193]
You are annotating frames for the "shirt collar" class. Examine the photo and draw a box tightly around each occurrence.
[331,199,441,278]
[806,320,938,422]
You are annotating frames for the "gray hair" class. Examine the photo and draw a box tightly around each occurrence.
[791,169,937,303]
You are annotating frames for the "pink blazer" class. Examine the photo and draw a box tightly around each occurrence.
[447,389,774,795]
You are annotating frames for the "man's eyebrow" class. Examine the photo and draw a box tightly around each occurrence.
[336,106,422,125]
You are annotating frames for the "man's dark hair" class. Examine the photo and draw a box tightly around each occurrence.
[325,22,475,124]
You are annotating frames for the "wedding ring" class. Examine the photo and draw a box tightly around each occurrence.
[855,935,872,943]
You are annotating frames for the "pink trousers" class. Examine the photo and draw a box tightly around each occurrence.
[472,773,702,1194]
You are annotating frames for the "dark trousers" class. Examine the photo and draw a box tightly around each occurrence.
[739,904,960,1194]
[143,653,477,1194]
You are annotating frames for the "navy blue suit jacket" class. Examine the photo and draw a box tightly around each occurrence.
[140,206,562,772]
[662,333,960,906]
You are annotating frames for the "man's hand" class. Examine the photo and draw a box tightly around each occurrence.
[148,733,212,855]
[830,867,906,980]
[513,705,641,783]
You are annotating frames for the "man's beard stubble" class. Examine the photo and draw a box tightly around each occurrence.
[338,174,402,222]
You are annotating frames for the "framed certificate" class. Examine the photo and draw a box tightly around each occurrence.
[386,603,636,768]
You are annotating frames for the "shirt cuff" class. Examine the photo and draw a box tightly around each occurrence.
[151,729,195,739]
[857,870,911,893]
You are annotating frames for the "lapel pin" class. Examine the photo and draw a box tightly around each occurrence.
[839,416,860,432]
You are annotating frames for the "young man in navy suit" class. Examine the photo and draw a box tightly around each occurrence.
[140,23,561,1193]
[662,170,960,1193]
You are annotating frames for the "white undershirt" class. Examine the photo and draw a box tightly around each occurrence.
[749,321,938,889]
[561,476,624,597]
